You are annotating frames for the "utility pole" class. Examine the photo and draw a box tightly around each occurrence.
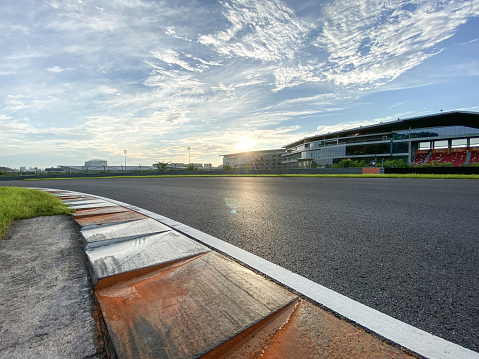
[124,150,127,170]
[187,147,191,165]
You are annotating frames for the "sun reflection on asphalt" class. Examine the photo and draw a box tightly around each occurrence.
[225,197,240,214]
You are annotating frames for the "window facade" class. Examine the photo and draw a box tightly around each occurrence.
[223,149,285,169]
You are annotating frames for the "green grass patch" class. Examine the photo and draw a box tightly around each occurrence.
[26,173,479,180]
[0,187,73,238]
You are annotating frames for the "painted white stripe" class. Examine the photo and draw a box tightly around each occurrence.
[45,189,479,359]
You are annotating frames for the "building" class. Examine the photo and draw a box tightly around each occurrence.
[282,111,479,168]
[222,149,286,169]
[157,163,204,170]
[85,159,107,167]
[45,166,65,173]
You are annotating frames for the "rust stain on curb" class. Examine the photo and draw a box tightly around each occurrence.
[75,210,147,226]
[96,252,296,359]
[94,254,206,290]
[72,206,132,219]
[259,300,416,359]
[201,299,300,359]
[202,299,416,359]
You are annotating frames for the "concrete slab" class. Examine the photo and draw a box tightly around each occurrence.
[76,211,147,227]
[0,216,103,359]
[263,299,415,358]
[87,230,210,286]
[64,199,109,205]
[70,203,119,210]
[96,251,297,359]
[72,206,131,219]
[203,299,414,358]
[81,218,172,248]
[68,201,119,210]
[60,196,96,201]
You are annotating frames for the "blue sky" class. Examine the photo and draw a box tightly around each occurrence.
[1,0,478,169]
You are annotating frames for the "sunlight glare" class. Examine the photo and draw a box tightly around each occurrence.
[235,137,255,151]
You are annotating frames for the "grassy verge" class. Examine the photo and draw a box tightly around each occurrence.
[0,187,73,238]
[26,173,479,180]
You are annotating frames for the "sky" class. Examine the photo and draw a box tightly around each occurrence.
[1,0,479,169]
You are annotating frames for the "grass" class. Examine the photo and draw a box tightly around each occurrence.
[0,187,73,238]
[26,173,479,180]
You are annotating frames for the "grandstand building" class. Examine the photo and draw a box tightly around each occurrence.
[85,159,107,167]
[282,111,479,168]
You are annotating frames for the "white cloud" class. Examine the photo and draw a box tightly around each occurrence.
[316,119,383,134]
[95,85,120,95]
[315,0,479,87]
[199,0,313,62]
[150,49,200,72]
[460,37,479,45]
[45,0,61,10]
[47,11,118,33]
[315,112,419,134]
[47,65,66,73]
[273,64,317,92]
[4,95,29,113]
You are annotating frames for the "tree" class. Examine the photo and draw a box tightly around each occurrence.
[332,159,366,168]
[382,159,410,168]
[186,164,198,171]
[154,161,169,171]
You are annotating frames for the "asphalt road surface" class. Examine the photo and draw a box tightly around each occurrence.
[5,177,479,352]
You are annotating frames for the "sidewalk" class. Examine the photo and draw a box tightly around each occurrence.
[0,215,103,359]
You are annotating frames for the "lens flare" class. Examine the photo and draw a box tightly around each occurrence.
[235,137,255,151]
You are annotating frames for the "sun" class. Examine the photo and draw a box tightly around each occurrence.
[235,136,256,151]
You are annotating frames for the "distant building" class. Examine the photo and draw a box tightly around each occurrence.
[163,163,187,170]
[222,149,286,169]
[20,166,27,172]
[158,163,205,170]
[85,159,107,167]
[45,167,65,173]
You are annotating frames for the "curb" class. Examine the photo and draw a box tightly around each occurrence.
[37,188,478,359]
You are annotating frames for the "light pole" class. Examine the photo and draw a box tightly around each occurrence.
[124,150,127,171]
[187,147,191,165]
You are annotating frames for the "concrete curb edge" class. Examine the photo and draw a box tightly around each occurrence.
[42,188,479,359]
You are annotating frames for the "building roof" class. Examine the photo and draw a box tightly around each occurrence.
[284,111,479,148]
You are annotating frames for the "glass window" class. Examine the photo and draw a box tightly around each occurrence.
[410,126,479,138]
[434,140,448,149]
[451,139,467,148]
[410,128,439,139]
[419,142,431,150]
[393,131,409,140]
[470,138,479,146]
[346,143,390,156]
[393,142,408,153]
